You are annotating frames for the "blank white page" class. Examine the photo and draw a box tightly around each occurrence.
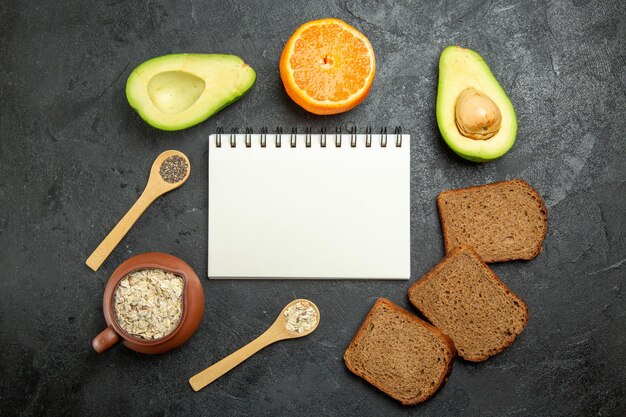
[208,133,410,279]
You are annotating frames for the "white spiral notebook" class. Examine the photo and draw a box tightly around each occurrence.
[208,127,410,279]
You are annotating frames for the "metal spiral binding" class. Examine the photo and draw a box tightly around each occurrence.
[214,126,403,148]
[290,127,297,148]
[245,127,252,148]
[230,128,238,147]
[276,126,282,148]
[350,126,357,147]
[216,127,223,147]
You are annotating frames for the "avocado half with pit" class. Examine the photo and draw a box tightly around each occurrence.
[436,46,517,162]
[126,54,256,131]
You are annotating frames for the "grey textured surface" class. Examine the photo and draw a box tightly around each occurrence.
[1,0,625,416]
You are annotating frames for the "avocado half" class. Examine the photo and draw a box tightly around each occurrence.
[126,54,256,131]
[436,46,517,162]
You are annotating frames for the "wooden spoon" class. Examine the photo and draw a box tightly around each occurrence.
[189,299,320,391]
[86,150,190,271]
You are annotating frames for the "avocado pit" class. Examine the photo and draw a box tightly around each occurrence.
[147,71,206,114]
[455,88,502,140]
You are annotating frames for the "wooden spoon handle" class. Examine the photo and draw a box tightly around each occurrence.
[86,191,156,271]
[189,327,279,391]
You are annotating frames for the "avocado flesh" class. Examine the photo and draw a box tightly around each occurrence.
[436,46,517,162]
[126,54,256,131]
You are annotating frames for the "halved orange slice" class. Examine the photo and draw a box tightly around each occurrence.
[279,18,376,115]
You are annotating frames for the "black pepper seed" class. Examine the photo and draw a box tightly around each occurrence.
[159,155,188,183]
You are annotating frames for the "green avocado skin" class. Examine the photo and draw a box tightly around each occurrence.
[436,46,517,162]
[125,54,256,131]
[452,152,491,163]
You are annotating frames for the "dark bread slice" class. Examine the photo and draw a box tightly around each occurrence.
[344,298,456,405]
[437,179,548,263]
[408,245,528,362]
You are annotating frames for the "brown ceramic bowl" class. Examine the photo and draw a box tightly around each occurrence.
[92,252,204,354]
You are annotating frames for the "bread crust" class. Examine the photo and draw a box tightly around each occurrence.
[437,178,548,263]
[408,245,529,362]
[343,298,456,405]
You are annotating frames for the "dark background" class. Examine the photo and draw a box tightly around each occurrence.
[1,0,625,416]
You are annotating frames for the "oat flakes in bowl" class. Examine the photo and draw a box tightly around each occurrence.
[92,252,204,354]
[114,269,184,340]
